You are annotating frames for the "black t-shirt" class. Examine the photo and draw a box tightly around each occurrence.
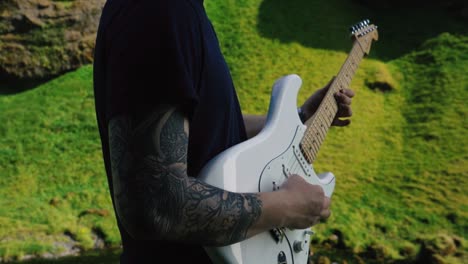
[93,0,247,263]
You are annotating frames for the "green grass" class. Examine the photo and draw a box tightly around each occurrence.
[6,249,120,264]
[0,67,120,261]
[0,0,467,263]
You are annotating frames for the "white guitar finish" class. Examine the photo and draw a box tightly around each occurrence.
[198,74,335,264]
[199,20,378,264]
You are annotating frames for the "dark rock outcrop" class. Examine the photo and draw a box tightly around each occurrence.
[0,0,105,89]
[354,0,468,20]
[416,234,463,264]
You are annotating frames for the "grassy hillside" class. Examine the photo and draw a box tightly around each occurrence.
[0,0,466,263]
[0,66,120,260]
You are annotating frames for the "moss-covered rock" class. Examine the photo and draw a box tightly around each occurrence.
[0,0,105,88]
[416,234,463,264]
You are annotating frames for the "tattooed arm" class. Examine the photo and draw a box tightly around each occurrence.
[108,106,330,246]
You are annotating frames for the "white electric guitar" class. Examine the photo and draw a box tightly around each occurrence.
[199,20,378,264]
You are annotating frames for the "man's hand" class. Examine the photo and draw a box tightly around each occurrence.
[279,175,331,229]
[300,77,355,126]
[243,77,354,138]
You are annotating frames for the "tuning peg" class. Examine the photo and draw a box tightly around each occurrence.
[350,20,372,33]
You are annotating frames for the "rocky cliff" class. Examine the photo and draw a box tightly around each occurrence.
[0,0,105,89]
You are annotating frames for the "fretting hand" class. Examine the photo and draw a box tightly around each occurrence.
[300,77,355,126]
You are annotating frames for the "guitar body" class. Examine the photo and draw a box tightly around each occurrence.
[198,74,336,264]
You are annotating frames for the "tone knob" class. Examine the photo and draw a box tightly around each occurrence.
[293,241,304,253]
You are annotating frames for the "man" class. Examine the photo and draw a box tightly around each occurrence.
[93,0,354,263]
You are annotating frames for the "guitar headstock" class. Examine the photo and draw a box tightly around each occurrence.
[349,19,379,55]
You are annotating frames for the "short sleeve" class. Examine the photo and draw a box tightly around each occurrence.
[105,0,203,121]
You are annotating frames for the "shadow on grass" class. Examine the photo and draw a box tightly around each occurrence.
[0,68,72,95]
[5,249,121,264]
[257,0,468,61]
[0,78,52,95]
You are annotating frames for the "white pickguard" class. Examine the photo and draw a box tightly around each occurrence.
[198,74,335,264]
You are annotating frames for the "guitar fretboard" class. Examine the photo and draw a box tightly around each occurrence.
[300,42,365,163]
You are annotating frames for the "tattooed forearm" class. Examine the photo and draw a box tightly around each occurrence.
[108,106,262,246]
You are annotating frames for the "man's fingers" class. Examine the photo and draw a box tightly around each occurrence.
[337,104,353,117]
[322,196,331,209]
[320,197,331,219]
[309,216,323,226]
[320,209,331,219]
[335,92,352,105]
[340,88,355,98]
[332,118,351,127]
[331,88,354,127]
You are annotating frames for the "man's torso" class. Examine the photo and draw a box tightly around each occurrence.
[93,0,246,262]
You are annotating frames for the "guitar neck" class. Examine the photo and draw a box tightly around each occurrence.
[300,41,365,163]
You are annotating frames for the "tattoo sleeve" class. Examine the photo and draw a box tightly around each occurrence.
[108,106,263,246]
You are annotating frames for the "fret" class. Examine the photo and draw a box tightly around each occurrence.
[323,99,335,118]
[301,137,312,156]
[323,102,335,123]
[347,46,360,71]
[316,118,327,138]
[308,132,320,153]
[339,72,349,86]
[352,44,364,63]
[348,58,358,75]
[305,123,319,142]
[349,53,358,71]
[324,110,333,127]
[315,110,327,130]
[311,144,319,160]
[349,56,357,72]
[308,139,320,159]
[310,148,317,162]
[353,46,363,62]
[313,113,326,136]
[300,142,316,162]
[317,112,330,134]
[308,137,320,156]
[312,124,325,143]
[345,72,351,83]
[304,134,318,154]
[324,118,332,133]
[299,144,309,161]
